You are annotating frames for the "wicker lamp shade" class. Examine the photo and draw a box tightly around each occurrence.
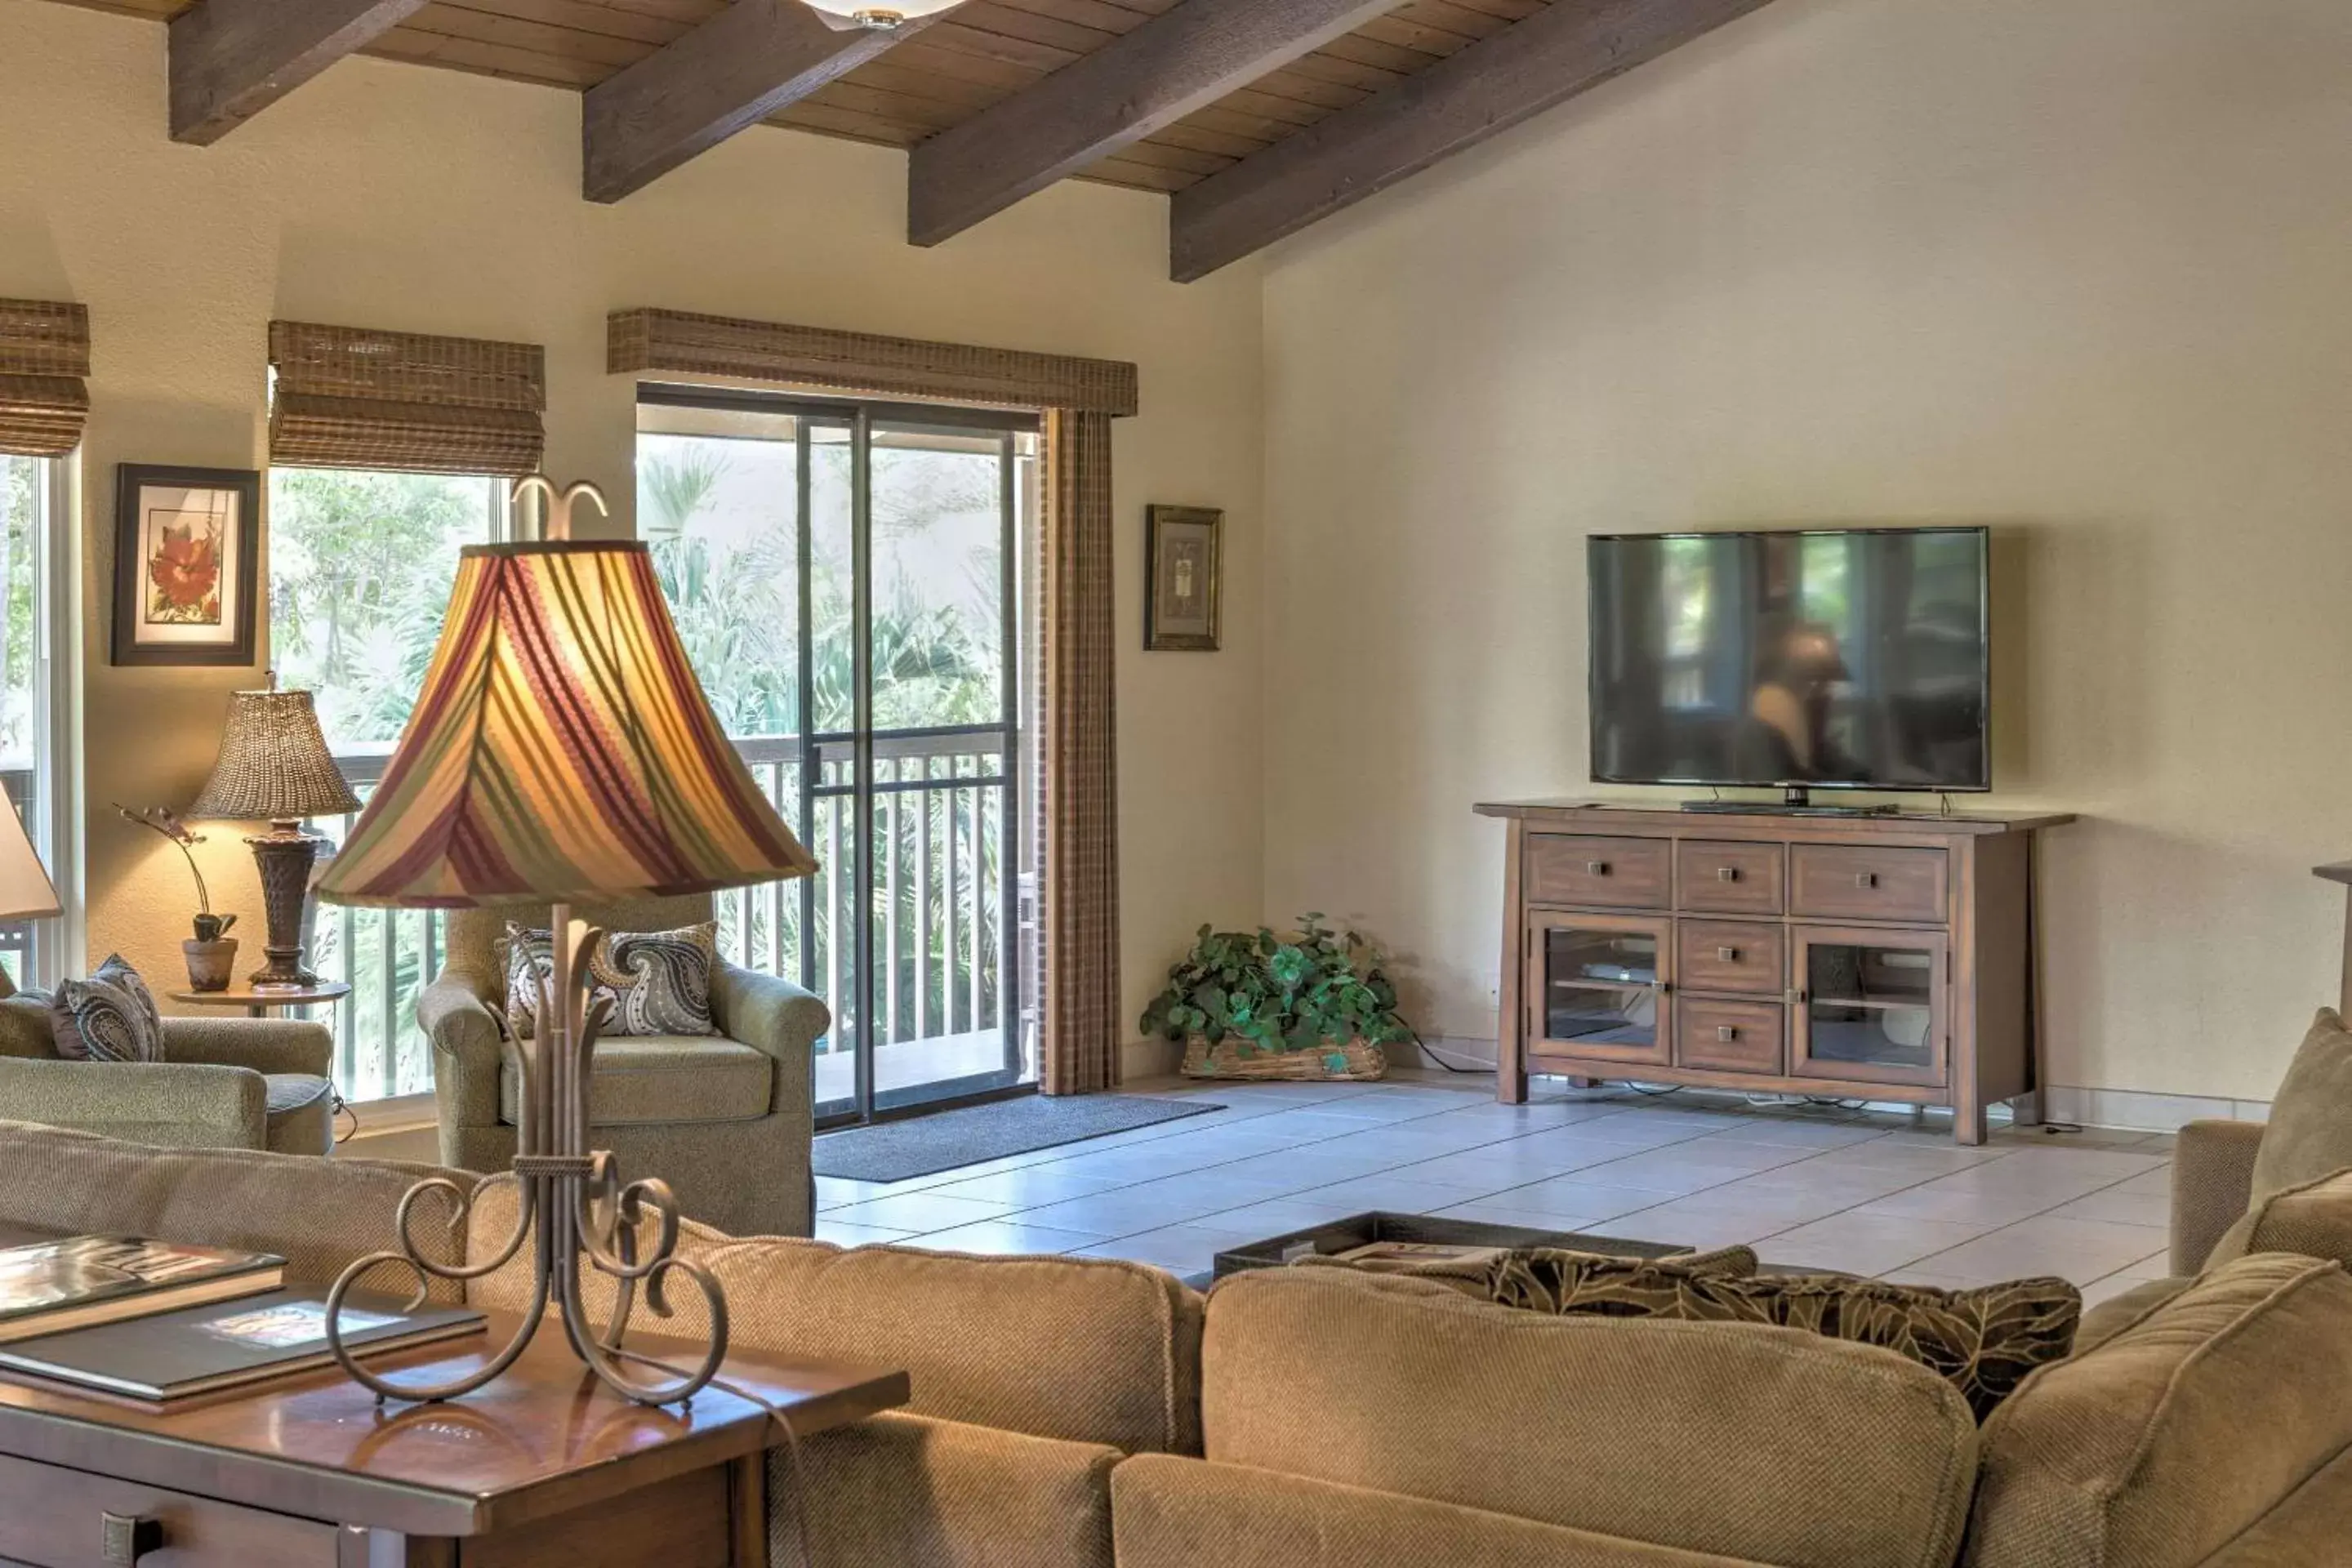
[187,690,363,822]
[316,539,817,910]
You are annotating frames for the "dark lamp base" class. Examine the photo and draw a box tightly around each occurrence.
[246,822,325,988]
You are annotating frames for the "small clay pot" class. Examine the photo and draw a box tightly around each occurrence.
[183,938,239,993]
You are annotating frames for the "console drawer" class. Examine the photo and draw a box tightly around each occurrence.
[0,1450,338,1567]
[1789,844,1949,924]
[1676,999,1785,1075]
[1525,835,1670,911]
[1677,920,1785,996]
[1677,841,1784,915]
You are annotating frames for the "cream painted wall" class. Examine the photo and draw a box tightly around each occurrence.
[1260,0,2352,1102]
[0,0,1264,1044]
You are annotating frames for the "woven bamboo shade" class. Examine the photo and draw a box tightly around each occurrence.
[187,689,364,822]
[0,301,90,458]
[269,321,546,476]
[608,309,1138,418]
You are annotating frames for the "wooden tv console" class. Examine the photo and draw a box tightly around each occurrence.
[1476,800,2074,1144]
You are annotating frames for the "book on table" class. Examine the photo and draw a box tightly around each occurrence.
[0,1289,487,1403]
[0,1236,285,1343]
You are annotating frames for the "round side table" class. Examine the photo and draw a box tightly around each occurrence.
[168,982,353,1020]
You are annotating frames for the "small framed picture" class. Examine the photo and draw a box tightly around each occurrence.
[112,465,260,667]
[1145,505,1222,652]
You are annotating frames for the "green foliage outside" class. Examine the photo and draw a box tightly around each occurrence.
[1,457,38,769]
[268,469,492,751]
[1142,915,1413,1055]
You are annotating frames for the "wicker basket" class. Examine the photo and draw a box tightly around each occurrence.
[1180,1035,1388,1082]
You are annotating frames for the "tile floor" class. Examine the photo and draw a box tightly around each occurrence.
[814,1072,2177,1307]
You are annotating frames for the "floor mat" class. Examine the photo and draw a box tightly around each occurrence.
[813,1094,1224,1183]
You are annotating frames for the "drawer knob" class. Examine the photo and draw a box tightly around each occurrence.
[1717,1025,1740,1042]
[1716,946,1740,962]
[102,1513,165,1566]
[1715,866,1740,882]
[1586,861,1610,875]
[1855,871,1878,889]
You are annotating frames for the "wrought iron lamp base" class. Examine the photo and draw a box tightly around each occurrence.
[323,906,728,1406]
[246,822,323,987]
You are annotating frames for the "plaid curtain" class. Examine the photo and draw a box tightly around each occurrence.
[1037,408,1121,1094]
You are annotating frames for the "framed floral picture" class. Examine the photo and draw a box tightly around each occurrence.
[1145,505,1222,653]
[111,465,260,666]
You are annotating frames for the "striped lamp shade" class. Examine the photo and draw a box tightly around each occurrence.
[316,541,817,908]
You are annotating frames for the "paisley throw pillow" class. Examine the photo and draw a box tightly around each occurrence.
[50,954,165,1063]
[504,922,720,1040]
[1405,1246,2076,1421]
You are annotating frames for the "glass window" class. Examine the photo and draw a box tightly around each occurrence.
[268,468,505,1102]
[0,453,68,990]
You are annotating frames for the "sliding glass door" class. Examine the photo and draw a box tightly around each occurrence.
[637,387,1037,1128]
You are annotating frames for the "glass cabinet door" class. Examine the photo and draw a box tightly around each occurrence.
[1792,926,1948,1086]
[1526,914,1672,1066]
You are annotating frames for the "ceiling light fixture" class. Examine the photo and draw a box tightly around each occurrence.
[800,0,966,29]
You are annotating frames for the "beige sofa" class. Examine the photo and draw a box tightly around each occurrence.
[5,1120,2351,1566]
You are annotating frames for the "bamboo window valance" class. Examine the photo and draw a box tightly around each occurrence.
[608,309,1138,419]
[269,321,546,476]
[0,300,91,458]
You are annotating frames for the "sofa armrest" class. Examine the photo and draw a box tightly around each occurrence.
[0,1057,266,1149]
[2172,1119,2265,1274]
[162,1017,332,1079]
[419,972,503,1130]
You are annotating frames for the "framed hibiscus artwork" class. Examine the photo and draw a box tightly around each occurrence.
[111,465,261,666]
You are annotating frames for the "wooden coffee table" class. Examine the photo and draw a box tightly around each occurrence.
[0,1304,906,1566]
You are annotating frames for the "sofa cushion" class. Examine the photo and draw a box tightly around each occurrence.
[1202,1267,1976,1568]
[2207,1165,2352,1268]
[779,1410,1119,1568]
[503,921,719,1040]
[497,1033,769,1126]
[1111,1454,1757,1568]
[49,955,163,1063]
[1340,1244,2071,1420]
[464,1178,1203,1455]
[2074,1276,2195,1354]
[1967,1254,2352,1568]
[2250,1009,2352,1205]
[0,1120,471,1299]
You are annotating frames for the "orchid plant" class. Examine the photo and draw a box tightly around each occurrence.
[115,804,237,942]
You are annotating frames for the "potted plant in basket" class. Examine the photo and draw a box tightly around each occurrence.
[117,805,238,991]
[1141,914,1412,1082]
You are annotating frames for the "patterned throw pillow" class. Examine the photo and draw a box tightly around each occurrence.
[49,955,165,1063]
[1406,1246,2076,1421]
[504,922,720,1040]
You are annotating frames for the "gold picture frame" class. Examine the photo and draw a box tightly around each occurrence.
[1145,505,1221,653]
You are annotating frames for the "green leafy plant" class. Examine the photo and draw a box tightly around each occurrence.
[1141,914,1411,1055]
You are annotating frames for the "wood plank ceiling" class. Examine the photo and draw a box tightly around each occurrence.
[41,0,1775,278]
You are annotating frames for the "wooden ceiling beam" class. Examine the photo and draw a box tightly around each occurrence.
[168,0,433,144]
[907,0,1401,247]
[1169,0,1780,282]
[581,0,932,203]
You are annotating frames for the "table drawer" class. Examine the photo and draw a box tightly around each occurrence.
[1677,921,1785,996]
[1526,835,1670,911]
[1677,841,1785,915]
[0,1450,338,1567]
[1789,844,1949,924]
[1676,999,1785,1075]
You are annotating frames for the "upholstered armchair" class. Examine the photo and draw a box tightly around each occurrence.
[418,893,823,1239]
[0,996,335,1154]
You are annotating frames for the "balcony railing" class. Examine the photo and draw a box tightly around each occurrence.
[310,728,1018,1106]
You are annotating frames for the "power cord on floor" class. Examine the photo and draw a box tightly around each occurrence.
[603,1344,820,1566]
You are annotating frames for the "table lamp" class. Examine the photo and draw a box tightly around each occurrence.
[186,687,363,987]
[0,792,59,1000]
[314,475,817,1407]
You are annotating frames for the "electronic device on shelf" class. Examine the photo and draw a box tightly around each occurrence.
[1588,527,1989,807]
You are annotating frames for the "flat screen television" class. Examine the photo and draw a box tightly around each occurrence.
[1588,527,1989,795]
